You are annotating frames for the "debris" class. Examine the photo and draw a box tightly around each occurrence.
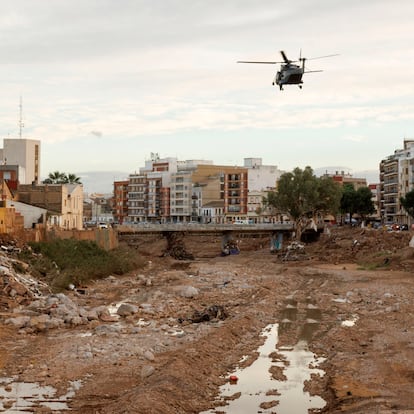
[282,241,308,261]
[164,233,194,260]
[221,240,240,256]
[229,375,238,383]
[178,305,228,324]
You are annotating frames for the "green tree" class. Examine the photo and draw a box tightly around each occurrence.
[355,186,375,222]
[265,166,341,239]
[400,190,414,219]
[65,173,82,184]
[340,184,358,224]
[340,184,375,224]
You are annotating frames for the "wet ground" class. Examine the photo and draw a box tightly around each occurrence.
[1,227,414,413]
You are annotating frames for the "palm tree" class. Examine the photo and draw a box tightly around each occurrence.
[43,171,82,185]
[66,173,82,184]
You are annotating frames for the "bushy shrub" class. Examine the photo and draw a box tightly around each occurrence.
[19,239,145,291]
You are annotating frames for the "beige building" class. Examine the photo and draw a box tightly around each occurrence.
[247,190,281,223]
[0,138,41,184]
[17,183,84,230]
[189,164,248,223]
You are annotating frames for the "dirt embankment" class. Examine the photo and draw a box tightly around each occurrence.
[1,227,414,413]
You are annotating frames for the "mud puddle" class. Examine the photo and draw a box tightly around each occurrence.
[0,377,81,412]
[201,320,326,414]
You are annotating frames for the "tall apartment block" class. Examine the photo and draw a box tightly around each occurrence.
[380,139,414,225]
[0,138,41,185]
[128,157,179,223]
[113,180,129,224]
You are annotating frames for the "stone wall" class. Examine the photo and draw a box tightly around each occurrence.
[46,228,119,250]
[17,227,119,250]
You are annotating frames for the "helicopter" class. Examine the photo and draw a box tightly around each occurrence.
[237,50,338,90]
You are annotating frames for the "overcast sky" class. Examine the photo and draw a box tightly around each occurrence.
[1,0,413,186]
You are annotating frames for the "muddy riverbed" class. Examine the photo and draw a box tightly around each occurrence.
[1,227,414,413]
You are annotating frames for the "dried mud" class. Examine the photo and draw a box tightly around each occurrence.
[1,227,414,413]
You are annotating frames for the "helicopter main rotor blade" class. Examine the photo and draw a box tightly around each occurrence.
[304,70,323,73]
[237,61,278,64]
[304,53,339,61]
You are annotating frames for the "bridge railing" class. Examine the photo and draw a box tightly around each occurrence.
[116,223,295,233]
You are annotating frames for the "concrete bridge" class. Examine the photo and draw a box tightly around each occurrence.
[116,223,301,254]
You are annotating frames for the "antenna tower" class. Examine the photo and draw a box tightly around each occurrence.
[19,96,24,138]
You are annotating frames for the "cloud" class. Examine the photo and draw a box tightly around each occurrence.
[90,130,103,138]
[343,135,365,143]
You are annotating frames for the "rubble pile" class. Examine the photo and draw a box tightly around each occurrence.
[309,227,414,268]
[0,248,138,332]
[0,251,49,311]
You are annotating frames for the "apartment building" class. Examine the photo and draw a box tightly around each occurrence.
[120,154,331,223]
[380,139,414,225]
[170,170,193,221]
[189,164,248,222]
[113,180,129,224]
[127,156,179,223]
[0,138,41,184]
[244,158,283,191]
[127,173,147,222]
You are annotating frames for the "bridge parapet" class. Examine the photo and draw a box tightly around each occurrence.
[117,223,294,235]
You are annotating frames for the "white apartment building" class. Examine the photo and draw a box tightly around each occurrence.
[170,160,213,222]
[0,138,41,184]
[380,139,414,224]
[243,158,283,191]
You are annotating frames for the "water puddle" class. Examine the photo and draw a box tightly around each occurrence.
[0,378,81,412]
[200,322,326,413]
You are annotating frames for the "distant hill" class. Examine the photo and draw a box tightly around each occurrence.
[77,171,130,195]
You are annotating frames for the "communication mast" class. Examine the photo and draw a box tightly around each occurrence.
[19,96,24,138]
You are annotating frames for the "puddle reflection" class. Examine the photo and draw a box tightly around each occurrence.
[0,378,81,412]
[200,323,326,414]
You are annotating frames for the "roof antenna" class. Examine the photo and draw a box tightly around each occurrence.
[19,95,24,139]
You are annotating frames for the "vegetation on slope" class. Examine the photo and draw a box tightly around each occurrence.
[18,239,145,291]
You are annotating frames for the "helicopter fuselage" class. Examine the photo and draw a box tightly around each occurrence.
[274,64,304,90]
